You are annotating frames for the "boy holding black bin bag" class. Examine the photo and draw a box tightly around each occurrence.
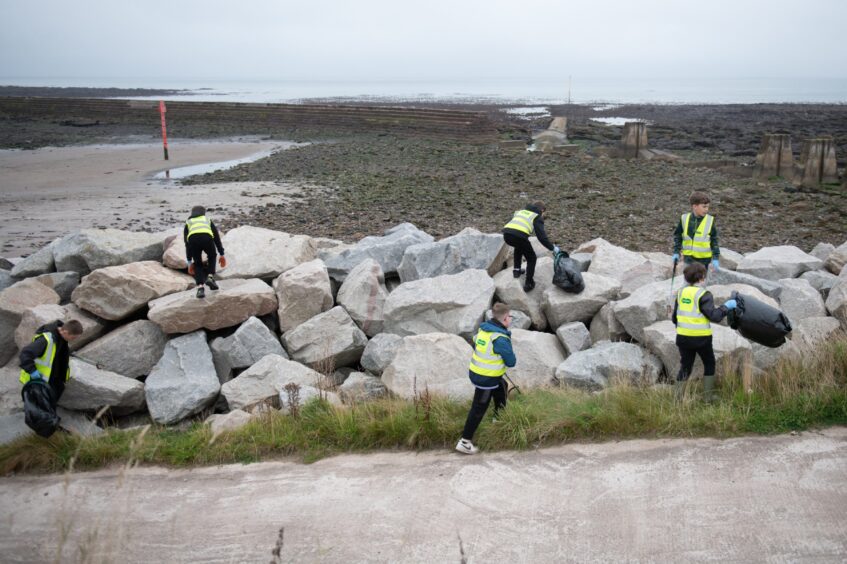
[672,262,738,402]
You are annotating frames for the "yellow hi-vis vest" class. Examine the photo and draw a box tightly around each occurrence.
[676,286,712,337]
[186,215,214,239]
[469,329,509,377]
[19,332,70,384]
[681,213,714,259]
[504,209,538,236]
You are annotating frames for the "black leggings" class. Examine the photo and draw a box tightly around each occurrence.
[504,232,537,283]
[186,234,217,285]
[677,344,716,381]
[461,379,508,440]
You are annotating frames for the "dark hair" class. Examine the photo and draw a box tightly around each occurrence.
[491,302,511,322]
[683,262,707,284]
[689,191,710,205]
[63,319,84,335]
[191,205,206,217]
[532,201,546,212]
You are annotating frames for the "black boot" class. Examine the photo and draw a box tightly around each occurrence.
[523,279,535,292]
[513,268,525,278]
[205,275,219,290]
[196,286,206,299]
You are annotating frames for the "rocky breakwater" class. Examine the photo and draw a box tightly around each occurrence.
[1,221,846,443]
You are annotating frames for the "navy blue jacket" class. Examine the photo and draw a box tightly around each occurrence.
[469,320,517,389]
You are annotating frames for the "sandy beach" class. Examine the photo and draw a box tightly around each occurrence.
[0,139,302,256]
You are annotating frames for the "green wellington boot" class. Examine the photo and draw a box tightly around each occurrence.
[702,375,717,403]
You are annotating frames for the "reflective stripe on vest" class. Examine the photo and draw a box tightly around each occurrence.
[504,209,538,236]
[469,329,508,377]
[186,215,214,239]
[681,213,714,259]
[676,286,712,337]
[19,332,69,384]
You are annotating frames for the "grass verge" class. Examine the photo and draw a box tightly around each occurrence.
[2,337,846,475]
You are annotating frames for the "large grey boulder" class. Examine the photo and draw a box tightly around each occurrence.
[144,331,220,425]
[492,257,554,330]
[610,275,683,343]
[554,341,662,390]
[556,322,592,355]
[74,320,167,378]
[216,226,317,280]
[206,409,254,440]
[15,303,107,351]
[810,242,836,262]
[485,308,531,330]
[338,372,388,404]
[825,280,847,329]
[60,358,146,414]
[321,223,434,281]
[56,407,104,437]
[0,279,61,365]
[777,278,827,322]
[278,385,341,415]
[509,329,566,388]
[162,231,189,270]
[642,320,752,379]
[0,360,23,416]
[0,413,31,446]
[588,242,659,295]
[34,272,80,304]
[148,278,277,334]
[708,268,782,299]
[381,333,473,400]
[543,272,621,327]
[10,239,59,278]
[282,306,368,369]
[273,259,334,333]
[360,333,402,375]
[589,303,630,344]
[736,246,823,281]
[52,229,165,275]
[337,258,388,336]
[220,354,324,410]
[718,249,745,271]
[397,228,509,282]
[824,241,847,274]
[71,261,194,321]
[790,316,842,350]
[0,271,12,293]
[210,316,287,383]
[709,283,779,310]
[800,270,839,300]
[383,269,495,339]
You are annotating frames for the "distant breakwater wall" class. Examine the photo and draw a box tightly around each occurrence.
[0,96,497,140]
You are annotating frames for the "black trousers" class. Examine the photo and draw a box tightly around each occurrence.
[461,379,508,440]
[186,234,217,285]
[677,339,716,381]
[503,232,537,283]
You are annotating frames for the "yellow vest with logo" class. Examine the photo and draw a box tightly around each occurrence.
[186,215,214,239]
[19,332,70,384]
[681,213,714,259]
[469,329,509,377]
[504,209,538,236]
[676,286,712,337]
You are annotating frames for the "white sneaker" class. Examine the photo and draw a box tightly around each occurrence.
[455,438,478,455]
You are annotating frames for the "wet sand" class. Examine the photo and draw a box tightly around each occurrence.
[0,139,303,257]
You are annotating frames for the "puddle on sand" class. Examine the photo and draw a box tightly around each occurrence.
[590,117,653,126]
[154,147,277,180]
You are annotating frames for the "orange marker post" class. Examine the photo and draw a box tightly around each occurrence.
[159,100,169,160]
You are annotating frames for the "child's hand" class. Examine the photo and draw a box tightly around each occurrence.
[711,259,720,272]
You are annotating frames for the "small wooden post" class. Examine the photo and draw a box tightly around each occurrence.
[159,100,169,160]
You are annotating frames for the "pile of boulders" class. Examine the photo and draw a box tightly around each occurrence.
[1,223,845,445]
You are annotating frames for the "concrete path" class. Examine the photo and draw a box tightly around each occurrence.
[1,428,846,563]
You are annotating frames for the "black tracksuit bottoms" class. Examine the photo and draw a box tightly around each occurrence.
[461,379,508,440]
[676,337,716,381]
[186,233,217,285]
[503,232,536,283]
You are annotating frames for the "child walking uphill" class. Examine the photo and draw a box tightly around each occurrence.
[672,191,721,272]
[456,303,516,455]
[184,205,226,299]
[672,262,737,402]
[502,201,560,292]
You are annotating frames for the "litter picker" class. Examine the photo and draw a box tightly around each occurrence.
[667,258,679,316]
[504,373,522,396]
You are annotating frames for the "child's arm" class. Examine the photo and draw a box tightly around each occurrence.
[709,220,720,257]
[699,291,728,322]
[210,221,226,256]
[672,219,683,256]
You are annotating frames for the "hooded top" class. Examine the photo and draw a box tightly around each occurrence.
[469,319,517,389]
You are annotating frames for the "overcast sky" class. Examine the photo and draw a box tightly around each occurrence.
[2,0,845,81]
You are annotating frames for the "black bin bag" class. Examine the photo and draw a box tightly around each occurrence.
[22,381,60,438]
[726,291,792,348]
[553,251,585,294]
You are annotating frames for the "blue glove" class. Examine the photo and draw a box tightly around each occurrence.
[553,245,561,255]
[672,253,679,262]
[712,259,720,271]
[186,258,192,266]
[29,370,44,382]
[724,299,737,310]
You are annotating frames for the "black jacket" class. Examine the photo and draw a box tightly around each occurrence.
[183,214,225,260]
[503,204,555,251]
[672,288,729,348]
[19,320,70,399]
[672,213,720,257]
